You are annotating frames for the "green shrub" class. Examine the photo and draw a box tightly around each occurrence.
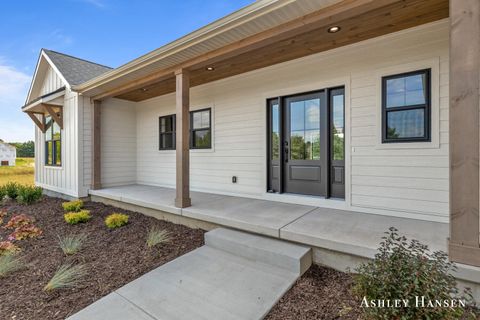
[0,255,24,277]
[105,213,129,229]
[146,227,170,248]
[3,182,20,200]
[64,210,91,225]
[0,185,7,201]
[44,263,87,291]
[354,227,476,320]
[58,233,87,255]
[62,200,84,212]
[16,185,43,205]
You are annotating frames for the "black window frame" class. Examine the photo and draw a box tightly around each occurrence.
[190,108,212,150]
[158,108,212,151]
[381,68,431,143]
[44,115,62,167]
[159,114,176,150]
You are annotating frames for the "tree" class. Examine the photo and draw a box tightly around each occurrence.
[9,141,35,158]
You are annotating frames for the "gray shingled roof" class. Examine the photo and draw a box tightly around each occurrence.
[43,49,113,86]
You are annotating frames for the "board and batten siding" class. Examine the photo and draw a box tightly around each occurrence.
[99,20,450,222]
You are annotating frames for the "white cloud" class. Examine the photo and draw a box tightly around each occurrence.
[0,61,33,142]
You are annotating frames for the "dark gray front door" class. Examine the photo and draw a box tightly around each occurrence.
[283,92,327,196]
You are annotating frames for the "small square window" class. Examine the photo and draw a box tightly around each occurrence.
[382,69,431,143]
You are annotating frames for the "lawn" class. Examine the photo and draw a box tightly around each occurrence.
[0,158,34,186]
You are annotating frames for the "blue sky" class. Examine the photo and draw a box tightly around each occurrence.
[0,0,254,142]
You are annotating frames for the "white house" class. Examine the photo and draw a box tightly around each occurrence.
[21,0,480,294]
[0,141,16,166]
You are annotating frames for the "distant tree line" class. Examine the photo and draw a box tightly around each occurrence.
[9,141,35,158]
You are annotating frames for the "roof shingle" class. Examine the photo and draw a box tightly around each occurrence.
[42,49,113,86]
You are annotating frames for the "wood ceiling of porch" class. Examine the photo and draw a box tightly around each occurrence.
[113,0,448,102]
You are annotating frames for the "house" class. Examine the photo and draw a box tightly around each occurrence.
[21,0,480,296]
[0,141,16,166]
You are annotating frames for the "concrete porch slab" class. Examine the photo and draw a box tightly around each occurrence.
[280,207,449,258]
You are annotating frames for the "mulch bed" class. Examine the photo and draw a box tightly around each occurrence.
[0,196,204,320]
[266,264,362,320]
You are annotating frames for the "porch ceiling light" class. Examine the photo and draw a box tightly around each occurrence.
[206,66,215,71]
[141,88,148,92]
[327,26,341,33]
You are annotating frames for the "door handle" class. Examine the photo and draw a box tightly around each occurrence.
[284,141,289,163]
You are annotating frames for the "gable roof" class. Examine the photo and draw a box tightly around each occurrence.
[42,49,112,86]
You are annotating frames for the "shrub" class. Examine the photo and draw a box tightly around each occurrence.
[44,263,87,291]
[105,213,129,229]
[58,233,87,255]
[0,241,21,256]
[0,185,6,201]
[354,227,475,320]
[3,182,20,200]
[62,200,84,212]
[16,185,43,205]
[64,210,91,225]
[4,214,34,229]
[0,255,24,277]
[8,225,43,241]
[146,227,171,248]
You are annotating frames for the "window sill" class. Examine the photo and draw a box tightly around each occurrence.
[45,165,63,170]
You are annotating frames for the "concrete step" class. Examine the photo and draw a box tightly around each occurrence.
[68,228,313,320]
[205,228,312,276]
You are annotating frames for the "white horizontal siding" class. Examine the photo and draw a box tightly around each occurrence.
[101,20,452,221]
[101,98,136,187]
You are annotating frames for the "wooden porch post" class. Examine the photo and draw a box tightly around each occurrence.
[448,0,480,266]
[92,100,102,190]
[175,69,191,208]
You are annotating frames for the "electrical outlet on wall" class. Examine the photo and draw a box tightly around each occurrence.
[232,176,237,183]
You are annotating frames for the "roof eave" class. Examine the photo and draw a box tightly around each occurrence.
[72,0,303,94]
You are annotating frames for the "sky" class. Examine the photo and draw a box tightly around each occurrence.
[0,0,254,142]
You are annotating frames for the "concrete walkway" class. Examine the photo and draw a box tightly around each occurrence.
[67,228,312,320]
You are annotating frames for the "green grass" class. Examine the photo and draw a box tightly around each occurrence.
[0,158,34,186]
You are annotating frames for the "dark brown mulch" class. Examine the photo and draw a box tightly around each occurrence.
[0,196,204,320]
[266,264,362,320]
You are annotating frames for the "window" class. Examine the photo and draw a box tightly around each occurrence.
[382,69,431,143]
[45,115,61,166]
[159,114,176,150]
[190,108,211,149]
[158,108,212,150]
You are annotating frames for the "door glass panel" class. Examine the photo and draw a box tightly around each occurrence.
[290,98,320,160]
[271,103,280,160]
[290,131,305,160]
[332,94,344,160]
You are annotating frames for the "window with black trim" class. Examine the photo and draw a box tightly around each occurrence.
[382,69,431,143]
[158,108,212,150]
[190,108,211,149]
[45,115,62,166]
[159,114,176,150]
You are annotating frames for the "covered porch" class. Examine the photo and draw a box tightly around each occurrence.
[78,0,480,270]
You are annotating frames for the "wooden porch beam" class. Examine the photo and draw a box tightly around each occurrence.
[174,69,191,208]
[92,0,400,100]
[91,100,102,190]
[26,112,46,133]
[42,103,63,129]
[448,0,480,267]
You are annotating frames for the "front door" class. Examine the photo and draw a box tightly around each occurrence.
[267,87,345,198]
[284,92,327,196]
